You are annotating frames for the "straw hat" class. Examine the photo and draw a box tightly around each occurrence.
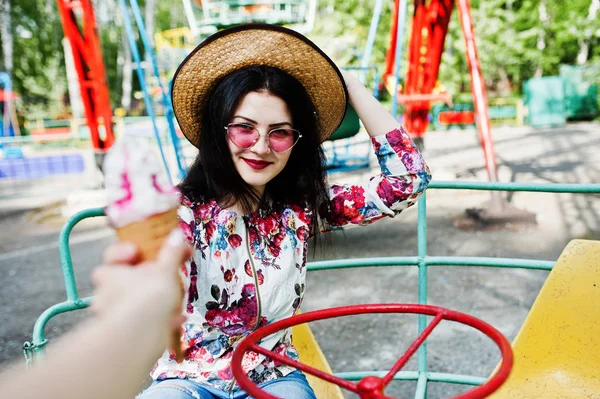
[171,24,348,148]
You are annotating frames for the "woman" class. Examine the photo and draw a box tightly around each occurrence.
[139,24,431,399]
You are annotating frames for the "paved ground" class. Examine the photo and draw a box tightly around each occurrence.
[1,122,598,398]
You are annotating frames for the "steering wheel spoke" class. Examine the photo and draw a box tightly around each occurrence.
[248,343,360,392]
[232,304,513,399]
[382,312,444,385]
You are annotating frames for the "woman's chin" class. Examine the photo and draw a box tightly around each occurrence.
[238,173,269,193]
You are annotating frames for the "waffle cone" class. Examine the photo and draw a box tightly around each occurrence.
[115,208,185,362]
[116,208,180,263]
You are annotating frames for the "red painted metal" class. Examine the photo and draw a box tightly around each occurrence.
[404,0,427,98]
[438,111,476,125]
[455,0,499,185]
[232,304,513,399]
[30,127,72,136]
[55,0,115,152]
[396,93,452,104]
[403,0,453,138]
[402,0,426,137]
[0,89,20,101]
[383,0,401,86]
[382,312,444,385]
[423,0,453,92]
[357,376,387,399]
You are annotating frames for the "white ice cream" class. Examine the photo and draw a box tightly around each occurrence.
[103,136,180,228]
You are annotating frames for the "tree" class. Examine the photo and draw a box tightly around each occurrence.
[7,0,66,116]
[0,0,13,75]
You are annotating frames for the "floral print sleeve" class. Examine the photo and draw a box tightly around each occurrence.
[320,126,431,231]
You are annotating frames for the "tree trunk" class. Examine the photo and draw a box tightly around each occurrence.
[0,0,13,75]
[121,38,133,112]
[497,68,512,97]
[577,0,599,65]
[535,0,548,78]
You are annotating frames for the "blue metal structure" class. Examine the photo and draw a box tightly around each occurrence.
[359,0,384,84]
[118,0,187,182]
[0,72,16,138]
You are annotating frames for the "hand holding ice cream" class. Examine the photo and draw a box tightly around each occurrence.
[103,137,187,362]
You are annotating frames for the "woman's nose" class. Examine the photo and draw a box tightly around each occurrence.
[251,133,271,154]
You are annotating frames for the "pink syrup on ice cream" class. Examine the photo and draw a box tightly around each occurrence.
[104,137,181,228]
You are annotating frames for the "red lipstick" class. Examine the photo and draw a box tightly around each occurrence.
[242,158,272,170]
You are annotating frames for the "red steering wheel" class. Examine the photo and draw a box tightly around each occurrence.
[232,304,513,399]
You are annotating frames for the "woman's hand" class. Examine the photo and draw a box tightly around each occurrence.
[338,67,360,90]
[338,66,400,137]
[91,230,191,333]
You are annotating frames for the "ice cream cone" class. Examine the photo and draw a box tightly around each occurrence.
[115,208,180,263]
[104,138,187,363]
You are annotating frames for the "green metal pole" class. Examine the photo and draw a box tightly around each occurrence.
[415,372,428,399]
[428,180,600,193]
[307,257,419,270]
[426,257,554,270]
[58,208,105,302]
[416,193,428,399]
[31,298,92,357]
[336,370,486,386]
[306,256,553,271]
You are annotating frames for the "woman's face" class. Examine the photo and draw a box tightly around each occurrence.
[227,91,294,195]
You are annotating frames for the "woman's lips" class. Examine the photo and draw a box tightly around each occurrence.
[242,158,272,170]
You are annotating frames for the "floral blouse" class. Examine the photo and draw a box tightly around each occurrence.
[150,127,431,390]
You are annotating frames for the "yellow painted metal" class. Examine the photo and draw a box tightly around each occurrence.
[490,239,600,398]
[291,322,344,399]
[154,27,196,50]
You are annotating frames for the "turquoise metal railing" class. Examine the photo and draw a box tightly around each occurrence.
[24,180,600,397]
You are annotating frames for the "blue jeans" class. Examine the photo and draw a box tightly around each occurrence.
[137,370,317,399]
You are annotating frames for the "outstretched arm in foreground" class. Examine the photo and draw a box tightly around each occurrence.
[0,230,191,399]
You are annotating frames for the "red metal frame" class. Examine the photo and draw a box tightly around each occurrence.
[403,0,453,138]
[56,0,115,152]
[396,92,452,104]
[383,0,499,185]
[438,110,475,125]
[455,0,498,183]
[232,304,513,399]
[383,0,401,85]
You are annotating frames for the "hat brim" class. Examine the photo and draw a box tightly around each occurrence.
[171,24,348,148]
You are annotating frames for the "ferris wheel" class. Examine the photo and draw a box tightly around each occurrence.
[182,0,318,39]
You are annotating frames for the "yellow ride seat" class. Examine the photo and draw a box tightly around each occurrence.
[292,322,344,399]
[489,239,600,398]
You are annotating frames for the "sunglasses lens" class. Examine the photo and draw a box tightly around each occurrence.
[269,129,299,152]
[228,124,258,148]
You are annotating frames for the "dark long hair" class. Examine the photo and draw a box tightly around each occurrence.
[178,66,329,236]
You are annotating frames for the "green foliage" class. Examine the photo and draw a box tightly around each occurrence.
[6,0,66,117]
[2,0,185,117]
[312,0,392,76]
